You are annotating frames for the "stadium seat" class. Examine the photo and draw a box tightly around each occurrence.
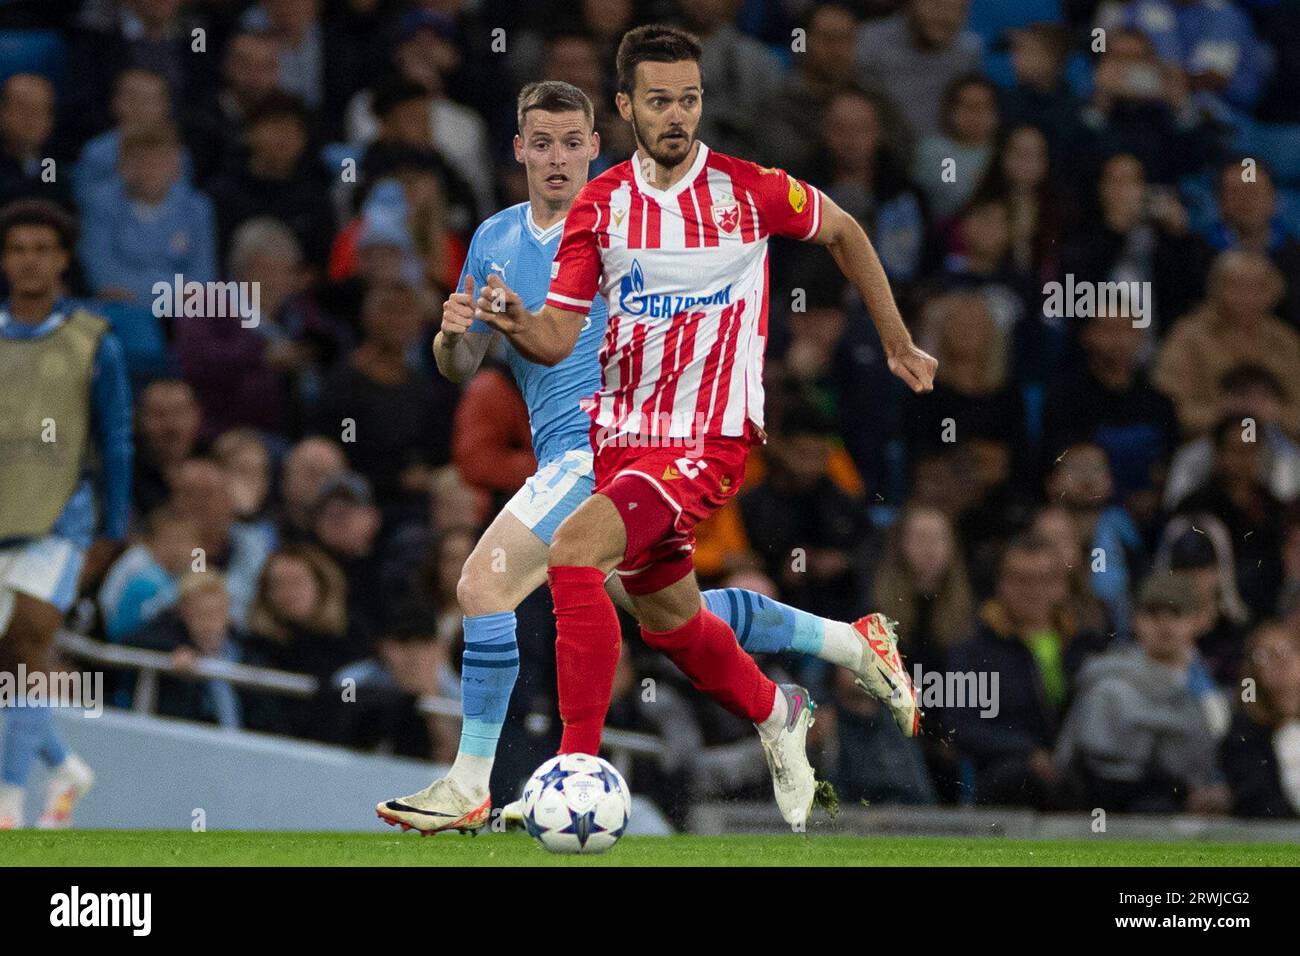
[968,0,1063,45]
[0,29,65,85]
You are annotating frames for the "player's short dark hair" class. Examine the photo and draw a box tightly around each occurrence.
[0,198,78,252]
[615,24,703,95]
[516,80,594,133]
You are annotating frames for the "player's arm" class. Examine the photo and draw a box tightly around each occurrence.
[81,330,133,588]
[476,186,601,366]
[475,274,587,367]
[432,274,496,383]
[810,194,937,393]
[90,331,133,542]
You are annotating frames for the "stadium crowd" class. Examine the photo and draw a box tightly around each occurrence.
[3,0,1300,826]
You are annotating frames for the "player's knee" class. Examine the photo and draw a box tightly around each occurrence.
[456,568,509,617]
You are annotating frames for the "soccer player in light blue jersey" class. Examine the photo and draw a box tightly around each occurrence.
[0,200,133,829]
[377,81,913,834]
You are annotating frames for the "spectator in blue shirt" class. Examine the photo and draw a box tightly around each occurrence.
[98,506,198,643]
[78,123,216,311]
[72,68,194,211]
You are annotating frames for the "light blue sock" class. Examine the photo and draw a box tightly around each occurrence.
[2,703,66,786]
[457,611,520,760]
[703,588,826,657]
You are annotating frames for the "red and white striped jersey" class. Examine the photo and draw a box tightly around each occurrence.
[544,143,824,443]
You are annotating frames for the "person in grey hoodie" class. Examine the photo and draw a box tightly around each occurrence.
[1054,573,1231,814]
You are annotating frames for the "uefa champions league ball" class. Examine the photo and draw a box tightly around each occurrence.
[521,754,631,854]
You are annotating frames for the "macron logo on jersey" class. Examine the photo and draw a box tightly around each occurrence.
[617,258,731,320]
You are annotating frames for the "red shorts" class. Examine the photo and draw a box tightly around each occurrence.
[592,423,757,595]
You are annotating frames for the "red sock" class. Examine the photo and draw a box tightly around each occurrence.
[549,565,621,754]
[641,609,776,722]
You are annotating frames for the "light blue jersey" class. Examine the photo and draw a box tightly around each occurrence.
[463,202,607,468]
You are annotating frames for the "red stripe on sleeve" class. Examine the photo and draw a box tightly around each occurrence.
[738,188,757,243]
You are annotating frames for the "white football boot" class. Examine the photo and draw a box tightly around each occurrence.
[0,784,23,830]
[851,613,921,737]
[498,798,526,830]
[376,776,490,835]
[36,754,95,829]
[757,684,818,829]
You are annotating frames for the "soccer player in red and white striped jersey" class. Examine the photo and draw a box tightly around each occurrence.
[479,25,936,827]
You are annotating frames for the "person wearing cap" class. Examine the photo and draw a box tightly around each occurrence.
[1158,524,1250,684]
[310,469,385,642]
[1053,573,1231,813]
[277,437,348,543]
[1171,412,1286,618]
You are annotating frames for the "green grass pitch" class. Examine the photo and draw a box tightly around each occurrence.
[2,831,1296,866]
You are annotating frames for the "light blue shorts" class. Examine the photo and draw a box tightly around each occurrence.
[504,449,596,545]
[0,536,85,633]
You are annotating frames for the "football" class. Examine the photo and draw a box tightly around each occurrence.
[522,754,632,855]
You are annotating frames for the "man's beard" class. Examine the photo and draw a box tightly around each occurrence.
[630,109,695,174]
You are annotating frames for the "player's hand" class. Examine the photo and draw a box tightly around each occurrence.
[441,274,477,340]
[886,341,938,393]
[78,538,124,590]
[476,273,527,334]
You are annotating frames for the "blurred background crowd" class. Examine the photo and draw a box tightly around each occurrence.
[3,0,1300,827]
